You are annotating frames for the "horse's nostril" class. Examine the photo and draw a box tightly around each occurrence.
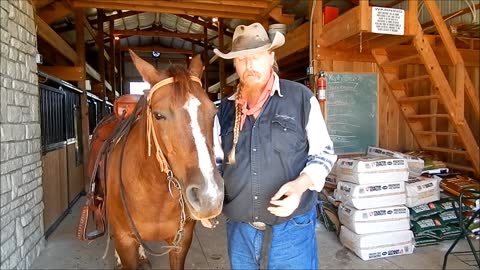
[186,186,202,208]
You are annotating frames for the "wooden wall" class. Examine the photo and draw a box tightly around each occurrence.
[42,148,69,230]
[318,59,479,153]
[319,60,419,152]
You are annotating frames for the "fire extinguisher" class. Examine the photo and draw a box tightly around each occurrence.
[316,71,326,103]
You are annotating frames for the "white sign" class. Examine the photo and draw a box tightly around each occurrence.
[371,7,405,35]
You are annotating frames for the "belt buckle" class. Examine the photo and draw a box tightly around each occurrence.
[249,221,266,231]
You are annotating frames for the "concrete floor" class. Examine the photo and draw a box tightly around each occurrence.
[31,197,479,269]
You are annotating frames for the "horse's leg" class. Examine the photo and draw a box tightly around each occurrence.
[138,245,152,270]
[114,235,140,270]
[168,220,196,270]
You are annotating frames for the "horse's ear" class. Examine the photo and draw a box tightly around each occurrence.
[189,54,204,78]
[129,49,162,86]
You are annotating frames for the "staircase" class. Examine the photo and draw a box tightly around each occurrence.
[372,2,480,176]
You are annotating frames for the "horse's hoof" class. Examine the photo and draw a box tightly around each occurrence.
[139,258,152,270]
[114,263,122,270]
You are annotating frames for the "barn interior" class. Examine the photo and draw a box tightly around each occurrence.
[0,0,479,269]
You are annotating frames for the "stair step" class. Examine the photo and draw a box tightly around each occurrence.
[415,131,459,136]
[407,114,449,119]
[423,146,467,155]
[397,95,439,103]
[392,75,430,85]
[385,54,420,66]
[444,163,475,172]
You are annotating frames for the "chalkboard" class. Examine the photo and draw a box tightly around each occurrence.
[325,73,378,154]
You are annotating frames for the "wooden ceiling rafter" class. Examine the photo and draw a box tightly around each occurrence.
[174,0,271,9]
[121,46,194,54]
[113,29,205,39]
[71,0,260,20]
[36,0,72,25]
[177,15,233,37]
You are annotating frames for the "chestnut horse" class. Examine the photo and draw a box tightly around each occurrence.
[106,51,224,269]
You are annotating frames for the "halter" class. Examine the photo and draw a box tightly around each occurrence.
[146,76,203,175]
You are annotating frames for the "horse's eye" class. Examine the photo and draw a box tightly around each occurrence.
[154,112,166,120]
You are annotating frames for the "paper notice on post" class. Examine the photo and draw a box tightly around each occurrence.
[371,7,405,35]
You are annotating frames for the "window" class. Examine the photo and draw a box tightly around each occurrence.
[129,82,150,95]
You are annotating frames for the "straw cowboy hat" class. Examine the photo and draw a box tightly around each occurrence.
[214,22,285,59]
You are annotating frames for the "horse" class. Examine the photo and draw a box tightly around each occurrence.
[105,51,224,269]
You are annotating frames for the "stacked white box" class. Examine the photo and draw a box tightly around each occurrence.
[338,204,410,234]
[367,146,424,177]
[335,156,409,184]
[334,155,413,260]
[339,226,415,260]
[334,181,406,209]
[405,175,441,207]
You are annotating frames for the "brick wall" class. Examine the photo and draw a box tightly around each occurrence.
[0,0,45,269]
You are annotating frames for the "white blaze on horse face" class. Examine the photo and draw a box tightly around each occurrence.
[183,94,216,195]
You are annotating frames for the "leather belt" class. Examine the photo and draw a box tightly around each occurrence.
[249,221,267,231]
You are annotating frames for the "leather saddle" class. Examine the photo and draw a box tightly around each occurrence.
[77,94,141,241]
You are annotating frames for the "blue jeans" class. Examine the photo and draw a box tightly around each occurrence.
[226,207,318,270]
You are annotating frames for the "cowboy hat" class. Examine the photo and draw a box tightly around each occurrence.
[214,22,285,59]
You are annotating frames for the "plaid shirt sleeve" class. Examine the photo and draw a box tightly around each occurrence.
[301,96,337,191]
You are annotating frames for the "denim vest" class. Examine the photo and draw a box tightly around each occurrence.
[218,79,317,225]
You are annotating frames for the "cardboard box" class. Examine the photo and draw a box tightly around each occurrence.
[334,181,406,209]
[336,156,409,184]
[340,226,415,261]
[405,175,441,207]
[367,146,424,177]
[338,204,410,234]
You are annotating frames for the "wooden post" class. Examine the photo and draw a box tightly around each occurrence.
[109,19,116,100]
[218,18,226,99]
[455,63,464,123]
[407,0,418,35]
[74,8,90,191]
[312,0,324,115]
[203,24,209,91]
[96,9,107,116]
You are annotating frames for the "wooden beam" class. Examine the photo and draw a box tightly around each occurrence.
[37,66,85,81]
[85,63,100,81]
[36,0,72,25]
[96,9,107,117]
[276,22,309,61]
[208,73,239,93]
[89,11,141,25]
[269,6,295,25]
[113,29,205,39]
[71,1,258,20]
[319,6,362,47]
[256,0,281,21]
[421,4,480,29]
[386,46,480,67]
[176,0,270,8]
[177,15,233,37]
[32,0,54,9]
[121,46,194,54]
[74,7,90,191]
[35,15,77,63]
[218,18,226,99]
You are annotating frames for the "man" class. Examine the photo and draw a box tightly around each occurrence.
[203,22,337,269]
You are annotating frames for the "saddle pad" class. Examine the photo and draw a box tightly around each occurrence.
[336,156,409,185]
[338,204,410,234]
[334,181,406,209]
[340,226,415,261]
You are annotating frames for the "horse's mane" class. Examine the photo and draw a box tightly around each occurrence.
[165,64,200,106]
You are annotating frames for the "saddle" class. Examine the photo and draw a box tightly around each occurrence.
[77,94,141,241]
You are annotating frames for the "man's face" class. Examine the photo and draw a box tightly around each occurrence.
[234,51,274,88]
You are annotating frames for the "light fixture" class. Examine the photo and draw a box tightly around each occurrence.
[212,17,218,23]
[152,51,161,58]
[114,36,120,40]
[188,56,192,60]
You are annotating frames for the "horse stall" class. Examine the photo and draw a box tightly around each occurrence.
[1,0,479,269]
[38,72,113,237]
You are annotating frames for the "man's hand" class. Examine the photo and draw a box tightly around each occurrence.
[267,173,313,217]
